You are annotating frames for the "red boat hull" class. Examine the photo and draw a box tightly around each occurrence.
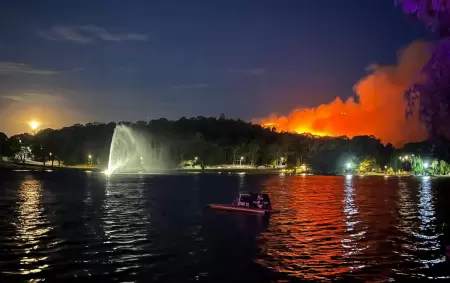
[209,203,271,214]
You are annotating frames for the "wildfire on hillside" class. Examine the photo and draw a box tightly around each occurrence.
[260,41,432,147]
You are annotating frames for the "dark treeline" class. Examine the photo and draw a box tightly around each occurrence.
[1,116,450,173]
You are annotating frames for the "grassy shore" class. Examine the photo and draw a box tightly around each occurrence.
[358,172,411,176]
[175,167,282,174]
[1,161,448,177]
[0,162,284,174]
[0,162,103,172]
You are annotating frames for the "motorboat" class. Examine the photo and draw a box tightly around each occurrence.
[209,192,273,214]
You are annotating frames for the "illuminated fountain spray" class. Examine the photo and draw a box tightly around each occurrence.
[106,124,167,174]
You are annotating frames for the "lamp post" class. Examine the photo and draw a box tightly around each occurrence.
[49,152,55,168]
[345,162,352,174]
[424,162,429,175]
[240,156,244,166]
[88,154,92,167]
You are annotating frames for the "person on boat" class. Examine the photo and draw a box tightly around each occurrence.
[256,194,264,209]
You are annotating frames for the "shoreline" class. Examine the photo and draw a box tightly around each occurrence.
[0,162,102,172]
[1,162,449,177]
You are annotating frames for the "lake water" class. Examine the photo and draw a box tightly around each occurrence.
[0,171,449,282]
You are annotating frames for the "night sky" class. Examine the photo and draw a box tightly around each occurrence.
[0,0,430,135]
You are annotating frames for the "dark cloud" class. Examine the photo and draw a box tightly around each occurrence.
[38,25,148,44]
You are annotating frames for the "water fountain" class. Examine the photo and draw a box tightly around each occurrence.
[105,124,169,174]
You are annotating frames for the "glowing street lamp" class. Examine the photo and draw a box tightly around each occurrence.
[346,162,352,169]
[49,152,52,157]
[424,162,429,169]
[88,154,92,167]
[194,156,198,161]
[240,156,244,166]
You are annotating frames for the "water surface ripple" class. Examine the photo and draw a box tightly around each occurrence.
[0,172,449,282]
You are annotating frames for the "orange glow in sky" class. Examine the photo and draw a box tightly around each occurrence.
[259,41,431,146]
[0,98,88,136]
[29,120,39,130]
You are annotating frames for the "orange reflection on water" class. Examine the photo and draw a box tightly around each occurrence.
[257,175,370,281]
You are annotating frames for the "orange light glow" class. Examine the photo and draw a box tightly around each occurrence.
[0,99,88,136]
[29,120,39,130]
[294,127,330,137]
[259,41,432,146]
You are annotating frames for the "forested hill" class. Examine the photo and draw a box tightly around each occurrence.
[1,117,449,173]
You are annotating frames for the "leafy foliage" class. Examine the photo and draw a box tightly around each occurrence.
[2,117,450,174]
[396,0,450,138]
[357,157,379,174]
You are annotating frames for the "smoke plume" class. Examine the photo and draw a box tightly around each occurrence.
[260,41,432,147]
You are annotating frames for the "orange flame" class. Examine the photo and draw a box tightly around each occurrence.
[260,41,432,146]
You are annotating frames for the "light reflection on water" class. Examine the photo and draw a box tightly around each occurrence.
[257,176,352,281]
[341,175,368,271]
[0,173,449,282]
[415,178,445,269]
[101,178,148,275]
[257,175,450,282]
[11,176,51,278]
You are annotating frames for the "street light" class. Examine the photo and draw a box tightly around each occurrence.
[49,152,52,156]
[240,156,244,166]
[194,156,198,161]
[424,162,429,169]
[346,162,352,169]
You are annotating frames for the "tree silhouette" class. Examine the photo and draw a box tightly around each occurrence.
[396,0,450,138]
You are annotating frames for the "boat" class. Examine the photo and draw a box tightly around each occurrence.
[209,192,273,214]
